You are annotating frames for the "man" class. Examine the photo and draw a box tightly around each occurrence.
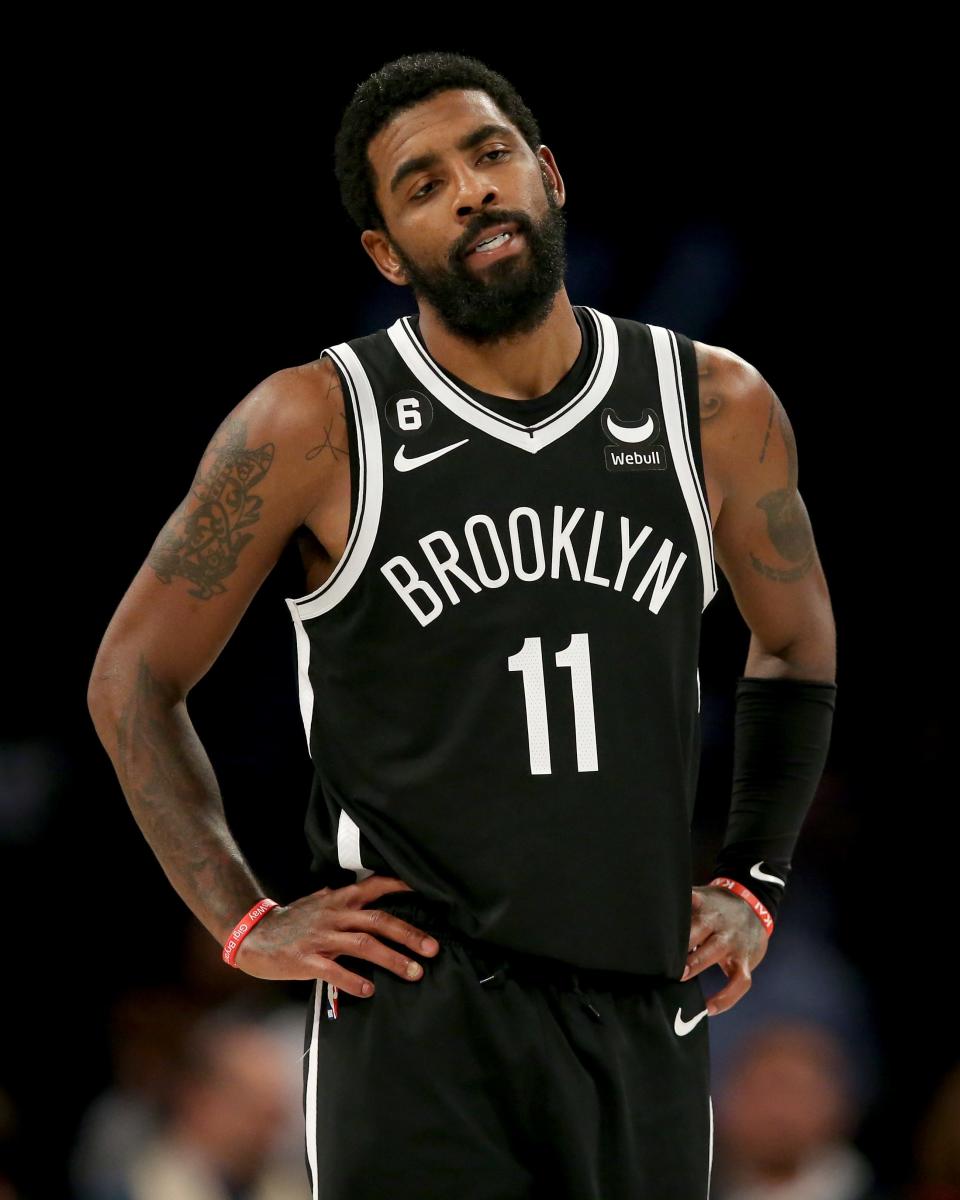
[88,51,837,1200]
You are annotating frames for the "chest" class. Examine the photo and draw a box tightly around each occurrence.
[299,419,721,594]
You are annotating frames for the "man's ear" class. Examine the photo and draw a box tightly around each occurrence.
[360,229,408,287]
[537,146,565,206]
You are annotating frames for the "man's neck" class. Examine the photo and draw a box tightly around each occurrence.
[416,292,582,402]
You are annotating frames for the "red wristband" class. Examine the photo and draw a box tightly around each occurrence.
[708,877,775,937]
[222,898,279,967]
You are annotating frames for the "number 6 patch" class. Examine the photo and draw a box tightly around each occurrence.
[384,389,435,436]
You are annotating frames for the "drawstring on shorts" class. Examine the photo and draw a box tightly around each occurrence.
[571,971,604,1023]
[477,959,604,1024]
[478,966,508,989]
[392,900,607,1026]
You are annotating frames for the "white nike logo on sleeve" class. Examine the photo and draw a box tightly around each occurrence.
[394,439,470,472]
[750,862,786,886]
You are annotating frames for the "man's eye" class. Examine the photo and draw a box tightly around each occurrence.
[411,149,510,200]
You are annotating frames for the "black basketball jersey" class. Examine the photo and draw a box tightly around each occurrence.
[285,304,718,977]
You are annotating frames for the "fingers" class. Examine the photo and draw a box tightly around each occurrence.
[302,876,414,916]
[308,955,378,999]
[320,929,427,983]
[235,940,377,997]
[312,888,442,995]
[681,931,719,981]
[325,878,440,964]
[351,906,440,956]
[680,933,754,1015]
[350,875,415,903]
[704,959,752,1016]
[687,914,713,954]
[687,887,718,954]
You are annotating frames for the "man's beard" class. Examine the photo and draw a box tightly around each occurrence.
[387,186,568,346]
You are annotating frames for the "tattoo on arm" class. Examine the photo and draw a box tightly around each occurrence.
[305,412,348,462]
[114,653,265,941]
[759,395,775,462]
[306,363,349,461]
[148,417,275,600]
[750,399,816,582]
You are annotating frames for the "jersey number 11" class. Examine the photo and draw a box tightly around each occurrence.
[507,634,598,775]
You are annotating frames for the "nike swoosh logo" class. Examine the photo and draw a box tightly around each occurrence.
[750,862,786,887]
[603,411,656,444]
[675,1006,709,1036]
[394,439,470,472]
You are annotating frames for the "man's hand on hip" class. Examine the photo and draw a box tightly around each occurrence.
[681,885,770,1016]
[234,874,441,997]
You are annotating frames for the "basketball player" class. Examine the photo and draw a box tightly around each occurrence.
[88,52,837,1200]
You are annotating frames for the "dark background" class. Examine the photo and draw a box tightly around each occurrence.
[6,27,944,1197]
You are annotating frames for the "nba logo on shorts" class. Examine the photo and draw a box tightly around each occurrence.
[324,982,340,1020]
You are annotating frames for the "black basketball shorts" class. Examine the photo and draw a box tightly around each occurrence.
[301,891,714,1199]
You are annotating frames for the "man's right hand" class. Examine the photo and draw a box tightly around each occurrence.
[234,875,440,996]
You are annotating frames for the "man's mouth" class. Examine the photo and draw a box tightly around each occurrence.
[465,222,521,257]
[471,230,513,254]
[463,229,526,271]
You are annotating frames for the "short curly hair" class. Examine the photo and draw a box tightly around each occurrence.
[334,51,544,234]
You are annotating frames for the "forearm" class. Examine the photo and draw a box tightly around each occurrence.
[711,668,837,921]
[88,655,268,945]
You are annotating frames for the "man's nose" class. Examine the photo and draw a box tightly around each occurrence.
[450,167,499,217]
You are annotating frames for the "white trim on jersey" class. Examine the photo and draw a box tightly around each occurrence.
[707,1093,714,1198]
[284,344,380,880]
[288,610,315,759]
[648,325,718,611]
[337,809,374,880]
[284,344,381,740]
[284,344,384,617]
[304,982,321,1200]
[387,307,620,454]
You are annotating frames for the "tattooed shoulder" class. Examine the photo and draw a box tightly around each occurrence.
[698,341,816,584]
[148,413,276,601]
[302,357,349,464]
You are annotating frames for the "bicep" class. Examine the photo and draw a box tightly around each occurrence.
[89,368,333,701]
[712,382,834,662]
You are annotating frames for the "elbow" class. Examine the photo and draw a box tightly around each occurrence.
[789,615,837,683]
[86,641,137,729]
[87,648,187,728]
[747,624,837,685]
[87,666,122,733]
[781,652,836,685]
[87,656,111,717]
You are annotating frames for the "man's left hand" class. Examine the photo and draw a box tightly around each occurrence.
[681,886,770,1016]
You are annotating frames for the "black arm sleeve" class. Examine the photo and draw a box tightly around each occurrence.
[710,674,838,925]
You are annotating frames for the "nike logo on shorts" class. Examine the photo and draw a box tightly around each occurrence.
[394,439,470,472]
[674,1006,709,1036]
